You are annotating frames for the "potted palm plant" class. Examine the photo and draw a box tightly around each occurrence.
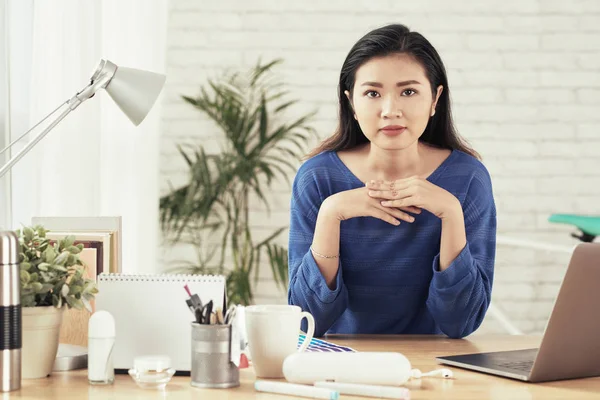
[159,59,316,305]
[17,225,98,379]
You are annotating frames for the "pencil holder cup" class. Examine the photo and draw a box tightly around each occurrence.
[190,323,239,389]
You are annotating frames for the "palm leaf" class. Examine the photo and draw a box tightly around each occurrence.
[265,243,288,290]
[274,99,297,113]
[258,95,268,145]
[256,227,286,248]
[250,58,283,86]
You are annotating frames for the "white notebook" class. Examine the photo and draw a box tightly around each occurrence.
[95,273,226,373]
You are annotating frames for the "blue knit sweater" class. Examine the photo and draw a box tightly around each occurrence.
[287,149,497,339]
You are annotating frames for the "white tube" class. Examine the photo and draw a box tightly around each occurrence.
[314,381,410,399]
[283,352,412,386]
[255,380,339,400]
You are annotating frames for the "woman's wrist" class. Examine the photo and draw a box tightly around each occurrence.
[319,195,343,221]
[310,246,340,259]
[439,197,463,221]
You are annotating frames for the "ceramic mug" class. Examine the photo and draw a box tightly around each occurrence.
[245,305,315,378]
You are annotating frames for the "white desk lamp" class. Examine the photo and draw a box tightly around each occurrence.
[0,58,166,178]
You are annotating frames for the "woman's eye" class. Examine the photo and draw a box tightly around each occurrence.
[364,90,380,98]
[402,89,416,96]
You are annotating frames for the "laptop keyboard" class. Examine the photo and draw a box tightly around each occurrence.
[497,360,534,372]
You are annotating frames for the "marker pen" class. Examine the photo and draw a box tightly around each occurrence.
[315,381,410,399]
[255,380,339,399]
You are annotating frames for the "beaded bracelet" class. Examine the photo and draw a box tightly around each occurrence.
[310,246,340,259]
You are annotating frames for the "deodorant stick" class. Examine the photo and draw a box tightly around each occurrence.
[0,231,21,392]
[88,310,116,385]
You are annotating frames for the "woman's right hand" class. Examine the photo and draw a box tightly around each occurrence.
[319,187,421,226]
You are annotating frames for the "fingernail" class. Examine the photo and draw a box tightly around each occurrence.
[394,220,401,225]
[409,216,415,222]
[381,201,390,206]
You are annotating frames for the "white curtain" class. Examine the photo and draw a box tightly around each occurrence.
[4,0,34,231]
[0,0,13,230]
[8,0,168,273]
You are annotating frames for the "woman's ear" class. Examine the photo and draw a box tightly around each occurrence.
[344,90,357,120]
[431,85,443,117]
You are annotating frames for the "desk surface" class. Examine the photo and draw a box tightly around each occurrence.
[9,335,600,399]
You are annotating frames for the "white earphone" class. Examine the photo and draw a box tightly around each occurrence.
[411,368,454,379]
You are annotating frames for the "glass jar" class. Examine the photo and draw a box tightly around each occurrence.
[128,355,176,389]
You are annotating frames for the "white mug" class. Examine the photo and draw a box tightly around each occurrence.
[245,305,315,378]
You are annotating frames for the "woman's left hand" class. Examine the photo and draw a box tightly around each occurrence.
[366,177,461,220]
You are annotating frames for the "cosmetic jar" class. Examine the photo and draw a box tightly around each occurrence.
[128,355,176,389]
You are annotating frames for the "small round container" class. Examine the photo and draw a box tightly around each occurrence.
[88,311,116,385]
[128,355,176,389]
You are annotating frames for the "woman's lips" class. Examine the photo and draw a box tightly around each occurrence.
[380,126,406,136]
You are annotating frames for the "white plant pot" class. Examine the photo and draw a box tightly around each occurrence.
[22,306,65,379]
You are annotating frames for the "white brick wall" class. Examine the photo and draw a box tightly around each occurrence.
[161,0,600,333]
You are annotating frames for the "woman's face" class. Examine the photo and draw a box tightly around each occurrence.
[346,53,443,151]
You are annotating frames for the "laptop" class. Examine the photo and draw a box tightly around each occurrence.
[436,243,600,383]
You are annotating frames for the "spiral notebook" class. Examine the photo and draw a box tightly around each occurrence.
[95,273,226,374]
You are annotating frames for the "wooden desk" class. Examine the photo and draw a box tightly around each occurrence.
[8,335,600,399]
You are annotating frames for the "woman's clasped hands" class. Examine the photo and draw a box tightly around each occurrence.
[366,176,461,221]
[320,176,460,226]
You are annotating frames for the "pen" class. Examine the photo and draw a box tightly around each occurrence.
[194,307,203,324]
[255,381,339,400]
[224,305,237,325]
[314,381,410,400]
[203,300,213,325]
[215,308,224,324]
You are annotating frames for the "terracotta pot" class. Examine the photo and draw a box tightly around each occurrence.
[22,306,65,379]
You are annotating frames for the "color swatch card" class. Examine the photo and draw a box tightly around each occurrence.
[298,334,356,352]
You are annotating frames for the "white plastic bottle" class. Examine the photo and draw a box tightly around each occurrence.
[88,310,116,385]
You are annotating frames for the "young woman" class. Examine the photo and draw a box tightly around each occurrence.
[288,24,496,339]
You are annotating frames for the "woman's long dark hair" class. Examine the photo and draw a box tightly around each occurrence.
[307,23,479,159]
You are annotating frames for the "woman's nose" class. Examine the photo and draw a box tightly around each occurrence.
[381,96,402,119]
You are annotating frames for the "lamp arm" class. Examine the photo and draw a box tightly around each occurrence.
[0,102,66,157]
[0,74,112,179]
[0,106,72,178]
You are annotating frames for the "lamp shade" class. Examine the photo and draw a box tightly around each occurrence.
[104,65,166,126]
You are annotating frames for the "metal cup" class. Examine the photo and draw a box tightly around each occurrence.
[190,323,239,389]
[0,231,21,392]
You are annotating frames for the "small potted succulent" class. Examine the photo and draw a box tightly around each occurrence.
[17,225,98,379]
